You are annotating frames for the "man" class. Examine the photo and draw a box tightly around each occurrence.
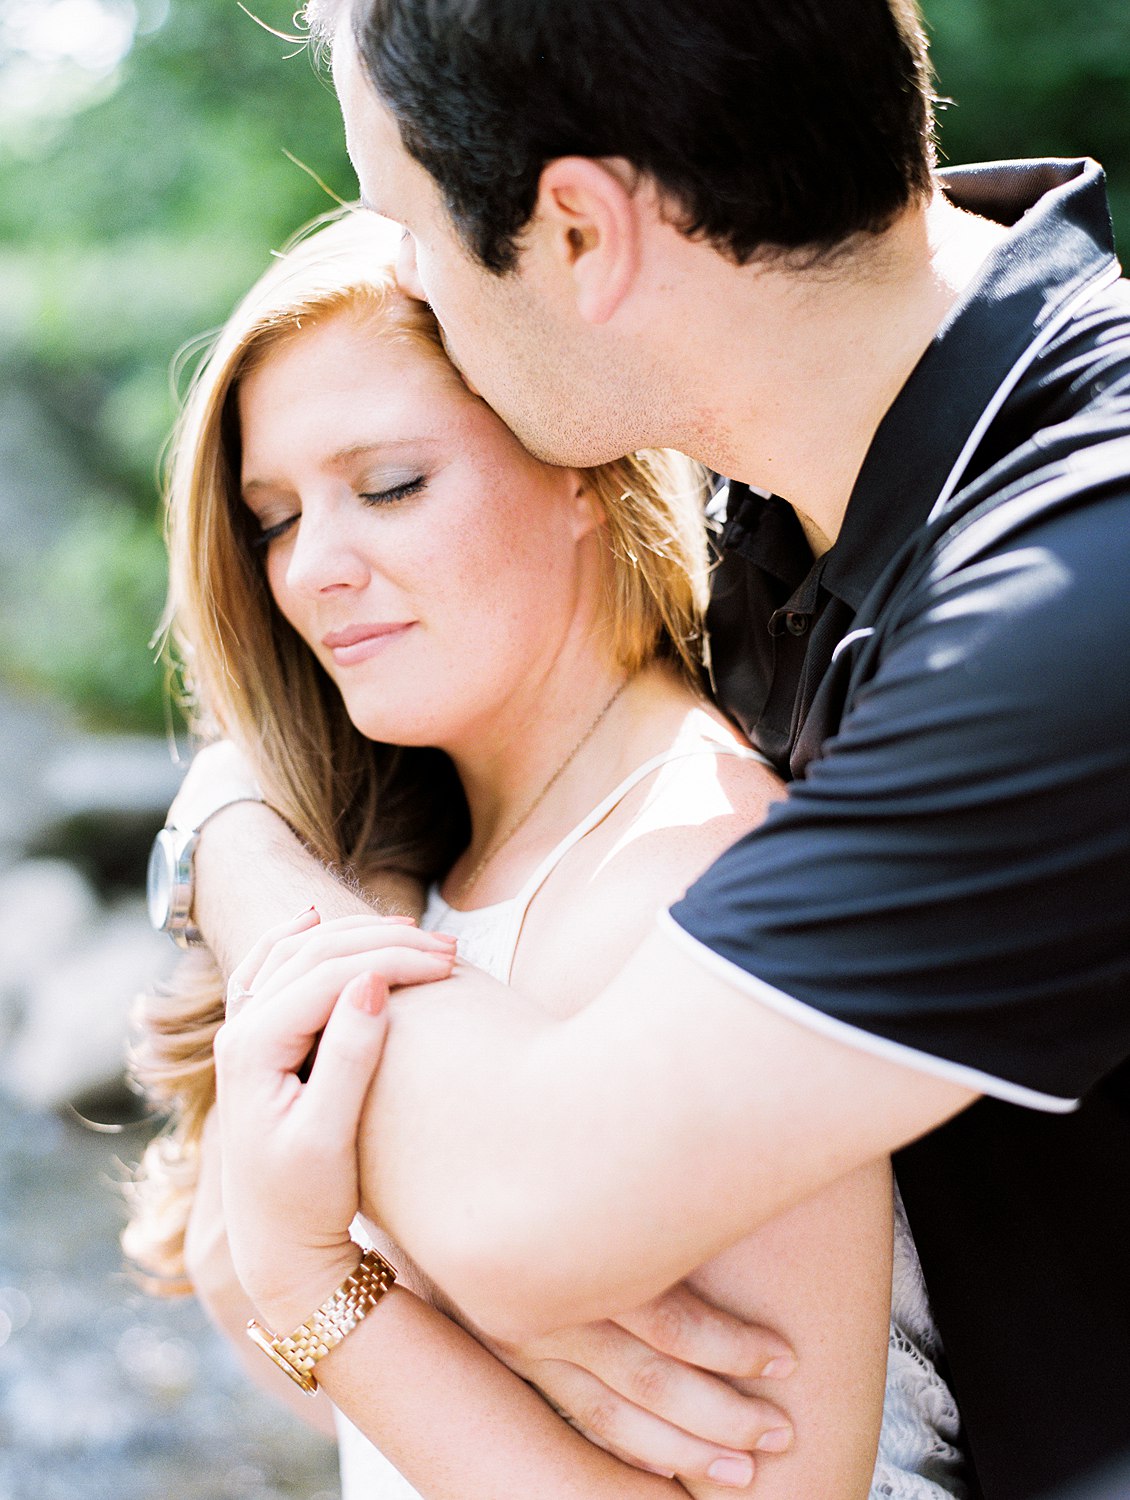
[161,3,1130,1497]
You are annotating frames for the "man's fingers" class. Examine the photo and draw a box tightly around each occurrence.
[532,1362,759,1489]
[539,1321,793,1455]
[615,1284,796,1380]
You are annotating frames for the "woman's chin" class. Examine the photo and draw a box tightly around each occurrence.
[345,707,448,751]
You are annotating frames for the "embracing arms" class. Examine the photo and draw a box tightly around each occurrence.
[191,787,971,1337]
[175,758,801,1483]
[215,920,891,1500]
[360,930,971,1336]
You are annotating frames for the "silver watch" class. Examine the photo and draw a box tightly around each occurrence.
[147,794,263,948]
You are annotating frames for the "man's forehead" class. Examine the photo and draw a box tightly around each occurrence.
[332,33,425,225]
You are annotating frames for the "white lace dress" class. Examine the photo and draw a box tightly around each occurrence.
[334,746,967,1500]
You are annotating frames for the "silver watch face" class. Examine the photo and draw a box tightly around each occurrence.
[146,827,177,932]
[146,826,196,940]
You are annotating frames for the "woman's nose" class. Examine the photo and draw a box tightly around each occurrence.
[283,511,369,597]
[395,230,427,304]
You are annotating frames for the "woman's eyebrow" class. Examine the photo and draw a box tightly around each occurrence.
[240,476,288,498]
[242,437,440,493]
[323,436,441,468]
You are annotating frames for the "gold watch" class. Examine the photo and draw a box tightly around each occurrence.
[246,1249,397,1394]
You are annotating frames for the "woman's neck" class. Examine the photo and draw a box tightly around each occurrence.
[442,660,739,908]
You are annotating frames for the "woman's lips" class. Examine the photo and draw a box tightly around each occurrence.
[322,621,415,666]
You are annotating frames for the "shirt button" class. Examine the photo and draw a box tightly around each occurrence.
[785,612,809,636]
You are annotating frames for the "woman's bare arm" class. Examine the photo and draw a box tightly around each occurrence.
[217,751,893,1497]
[183,1109,338,1439]
[680,1161,891,1500]
[217,953,888,1500]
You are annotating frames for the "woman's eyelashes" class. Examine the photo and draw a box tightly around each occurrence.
[359,473,427,507]
[250,476,428,550]
[251,513,298,550]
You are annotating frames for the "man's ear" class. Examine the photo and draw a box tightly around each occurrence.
[532,157,642,325]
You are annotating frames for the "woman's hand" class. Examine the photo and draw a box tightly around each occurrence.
[484,1289,795,1485]
[214,910,457,1332]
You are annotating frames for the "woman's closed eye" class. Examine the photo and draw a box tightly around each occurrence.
[251,476,428,550]
[359,474,427,507]
[252,513,298,550]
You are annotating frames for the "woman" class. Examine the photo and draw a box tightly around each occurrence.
[128,209,965,1500]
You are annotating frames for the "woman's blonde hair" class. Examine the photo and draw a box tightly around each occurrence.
[125,207,711,1288]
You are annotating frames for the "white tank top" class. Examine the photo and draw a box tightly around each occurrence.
[335,744,967,1500]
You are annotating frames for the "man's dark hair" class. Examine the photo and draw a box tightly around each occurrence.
[351,0,937,273]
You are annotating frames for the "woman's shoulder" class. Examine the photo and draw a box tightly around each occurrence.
[513,725,777,1005]
[613,705,782,848]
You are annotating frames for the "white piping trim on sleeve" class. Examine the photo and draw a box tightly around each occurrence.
[831,626,876,663]
[658,909,1081,1115]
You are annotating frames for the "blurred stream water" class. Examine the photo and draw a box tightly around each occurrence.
[0,1089,340,1500]
[0,666,340,1498]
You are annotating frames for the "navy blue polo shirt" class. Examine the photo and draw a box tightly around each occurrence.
[670,160,1130,1500]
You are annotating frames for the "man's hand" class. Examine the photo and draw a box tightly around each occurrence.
[485,1287,795,1485]
[214,912,457,1330]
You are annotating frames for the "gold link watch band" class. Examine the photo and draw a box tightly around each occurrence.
[246,1248,398,1394]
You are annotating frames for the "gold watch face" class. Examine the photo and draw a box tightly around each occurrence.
[246,1321,318,1394]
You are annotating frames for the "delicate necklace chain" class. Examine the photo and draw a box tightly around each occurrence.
[454,678,629,904]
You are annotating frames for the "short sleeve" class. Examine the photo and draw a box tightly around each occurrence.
[670,496,1130,1108]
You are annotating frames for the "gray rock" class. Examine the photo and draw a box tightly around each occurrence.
[0,860,101,1032]
[1,899,174,1111]
[0,681,185,876]
[41,737,185,822]
[0,688,79,865]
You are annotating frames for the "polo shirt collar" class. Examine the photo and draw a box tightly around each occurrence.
[820,157,1121,611]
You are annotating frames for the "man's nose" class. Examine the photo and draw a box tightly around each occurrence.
[395,230,427,303]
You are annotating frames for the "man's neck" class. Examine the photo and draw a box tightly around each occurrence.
[665,193,1009,552]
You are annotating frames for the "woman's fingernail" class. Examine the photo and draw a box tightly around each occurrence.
[755,1427,792,1453]
[352,976,387,1015]
[707,1455,754,1487]
[383,915,418,925]
[761,1354,796,1379]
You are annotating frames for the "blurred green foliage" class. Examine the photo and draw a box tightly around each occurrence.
[929,0,1130,236]
[0,0,1127,731]
[1,496,170,729]
[0,0,353,728]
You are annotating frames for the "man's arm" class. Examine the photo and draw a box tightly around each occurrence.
[184,766,968,1343]
[359,924,974,1340]
[191,801,417,971]
[183,773,805,1479]
[217,958,891,1500]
